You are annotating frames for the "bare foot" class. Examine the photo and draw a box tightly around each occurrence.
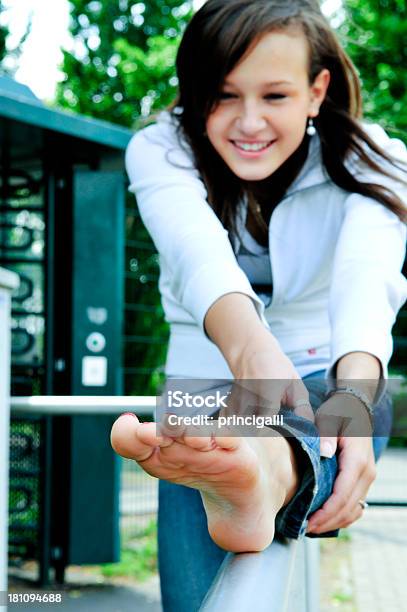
[111,414,300,552]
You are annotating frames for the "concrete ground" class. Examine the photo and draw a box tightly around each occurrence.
[8,572,161,612]
[321,447,407,611]
[349,447,407,612]
[350,507,407,612]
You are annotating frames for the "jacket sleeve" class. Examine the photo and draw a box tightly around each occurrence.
[329,195,406,379]
[125,115,269,336]
[329,125,407,380]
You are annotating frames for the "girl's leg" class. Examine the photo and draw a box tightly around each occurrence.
[158,480,227,612]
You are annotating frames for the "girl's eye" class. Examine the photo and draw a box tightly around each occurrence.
[265,93,287,100]
[218,92,237,100]
[218,92,287,101]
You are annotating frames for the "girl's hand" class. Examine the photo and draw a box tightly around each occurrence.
[204,293,314,422]
[307,394,376,533]
[231,337,315,422]
[315,391,374,458]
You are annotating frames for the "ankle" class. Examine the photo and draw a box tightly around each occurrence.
[279,437,300,505]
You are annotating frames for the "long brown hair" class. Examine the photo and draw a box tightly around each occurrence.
[168,0,406,243]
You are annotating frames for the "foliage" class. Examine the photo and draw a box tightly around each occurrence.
[100,519,157,581]
[56,0,192,127]
[115,34,179,126]
[0,1,32,76]
[0,2,8,65]
[59,32,179,127]
[340,0,407,142]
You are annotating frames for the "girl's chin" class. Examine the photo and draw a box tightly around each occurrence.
[230,165,277,181]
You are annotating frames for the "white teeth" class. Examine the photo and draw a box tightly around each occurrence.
[234,141,271,152]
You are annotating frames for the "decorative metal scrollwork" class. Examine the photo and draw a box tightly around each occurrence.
[9,486,33,515]
[11,328,36,356]
[1,223,34,251]
[11,273,34,304]
[0,163,45,391]
[0,169,41,199]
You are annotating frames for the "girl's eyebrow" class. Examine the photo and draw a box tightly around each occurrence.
[263,80,294,86]
[223,80,294,87]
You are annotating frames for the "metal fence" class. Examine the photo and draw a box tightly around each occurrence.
[120,459,158,531]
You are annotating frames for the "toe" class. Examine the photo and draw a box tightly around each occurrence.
[214,430,241,450]
[183,426,216,451]
[110,414,156,461]
[158,413,186,439]
[137,422,174,448]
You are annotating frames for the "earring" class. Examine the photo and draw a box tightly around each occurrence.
[307,118,316,137]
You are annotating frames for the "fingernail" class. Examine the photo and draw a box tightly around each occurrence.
[120,412,137,418]
[320,441,335,458]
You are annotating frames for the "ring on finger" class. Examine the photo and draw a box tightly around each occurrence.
[358,499,369,510]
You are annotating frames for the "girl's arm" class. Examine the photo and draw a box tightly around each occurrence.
[336,351,381,380]
[204,293,281,377]
[204,292,312,415]
[336,351,381,403]
[329,125,407,382]
[328,194,406,382]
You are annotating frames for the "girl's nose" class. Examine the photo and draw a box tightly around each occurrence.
[235,104,268,134]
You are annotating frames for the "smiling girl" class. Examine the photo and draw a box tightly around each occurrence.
[111,1,407,610]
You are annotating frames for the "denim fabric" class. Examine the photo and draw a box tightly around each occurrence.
[274,372,392,539]
[158,372,392,611]
[158,480,227,612]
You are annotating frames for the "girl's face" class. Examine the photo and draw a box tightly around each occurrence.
[206,30,330,181]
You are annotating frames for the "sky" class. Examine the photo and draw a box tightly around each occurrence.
[1,0,72,99]
[1,0,342,101]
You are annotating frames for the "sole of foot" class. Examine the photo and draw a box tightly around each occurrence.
[111,414,299,552]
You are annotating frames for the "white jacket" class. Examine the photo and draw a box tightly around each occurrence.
[125,113,407,380]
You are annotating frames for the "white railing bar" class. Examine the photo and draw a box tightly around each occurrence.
[305,538,320,611]
[10,396,156,417]
[200,538,304,612]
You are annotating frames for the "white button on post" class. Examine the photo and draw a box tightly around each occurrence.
[86,332,106,353]
[82,356,108,386]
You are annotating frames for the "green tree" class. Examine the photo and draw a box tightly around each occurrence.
[0,2,8,65]
[341,0,407,141]
[56,0,192,127]
[0,1,32,76]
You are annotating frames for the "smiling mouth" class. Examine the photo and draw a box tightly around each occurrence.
[231,140,276,153]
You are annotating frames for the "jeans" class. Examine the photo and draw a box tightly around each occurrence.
[158,372,392,612]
